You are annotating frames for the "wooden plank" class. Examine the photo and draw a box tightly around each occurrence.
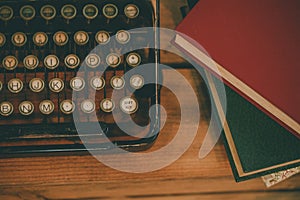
[0,176,299,200]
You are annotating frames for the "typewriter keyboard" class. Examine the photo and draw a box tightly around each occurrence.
[0,0,160,154]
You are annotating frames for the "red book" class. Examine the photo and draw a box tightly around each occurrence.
[174,0,300,137]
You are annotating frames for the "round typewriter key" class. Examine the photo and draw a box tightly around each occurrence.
[53,31,68,46]
[23,55,39,70]
[60,99,75,114]
[0,101,14,116]
[103,4,118,19]
[124,4,139,19]
[49,78,64,93]
[130,74,144,89]
[74,31,89,45]
[116,30,130,44]
[85,53,100,68]
[8,78,23,93]
[90,76,105,90]
[29,78,44,93]
[0,6,13,21]
[120,96,138,114]
[44,54,59,69]
[19,101,34,116]
[11,32,27,47]
[0,33,6,47]
[110,76,125,90]
[95,31,110,45]
[64,54,80,69]
[70,77,85,91]
[3,55,18,70]
[61,4,76,20]
[106,53,121,68]
[100,98,115,113]
[40,5,56,20]
[33,32,48,46]
[39,100,54,115]
[81,99,95,114]
[126,53,141,67]
[83,4,98,20]
[20,5,35,21]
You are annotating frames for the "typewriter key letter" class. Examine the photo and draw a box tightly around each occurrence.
[3,55,18,70]
[24,55,39,70]
[29,78,44,92]
[8,78,23,93]
[0,101,13,116]
[85,54,100,68]
[65,54,80,69]
[70,77,85,91]
[19,101,34,115]
[49,78,64,93]
[39,100,54,115]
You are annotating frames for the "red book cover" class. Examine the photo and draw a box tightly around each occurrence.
[174,0,300,137]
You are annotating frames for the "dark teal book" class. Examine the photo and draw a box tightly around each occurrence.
[206,72,300,182]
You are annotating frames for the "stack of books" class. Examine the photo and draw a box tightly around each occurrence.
[173,0,300,184]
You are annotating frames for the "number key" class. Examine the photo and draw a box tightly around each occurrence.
[61,4,76,20]
[103,4,118,19]
[40,5,56,20]
[20,5,35,21]
[124,4,139,19]
[83,4,98,20]
[0,6,13,21]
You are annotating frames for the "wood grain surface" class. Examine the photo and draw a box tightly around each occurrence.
[0,1,299,199]
[0,68,299,199]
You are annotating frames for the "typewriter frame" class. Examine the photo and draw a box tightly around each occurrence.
[0,0,161,156]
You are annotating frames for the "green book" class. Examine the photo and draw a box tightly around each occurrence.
[206,72,300,182]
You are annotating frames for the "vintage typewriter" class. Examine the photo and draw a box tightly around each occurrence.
[0,0,160,155]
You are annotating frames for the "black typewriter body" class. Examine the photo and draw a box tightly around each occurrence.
[0,0,160,155]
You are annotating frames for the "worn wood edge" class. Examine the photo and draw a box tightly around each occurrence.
[0,175,299,200]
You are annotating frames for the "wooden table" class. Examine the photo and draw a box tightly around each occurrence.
[0,1,299,199]
[1,68,299,199]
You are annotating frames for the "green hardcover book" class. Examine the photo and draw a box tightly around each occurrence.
[206,72,300,182]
